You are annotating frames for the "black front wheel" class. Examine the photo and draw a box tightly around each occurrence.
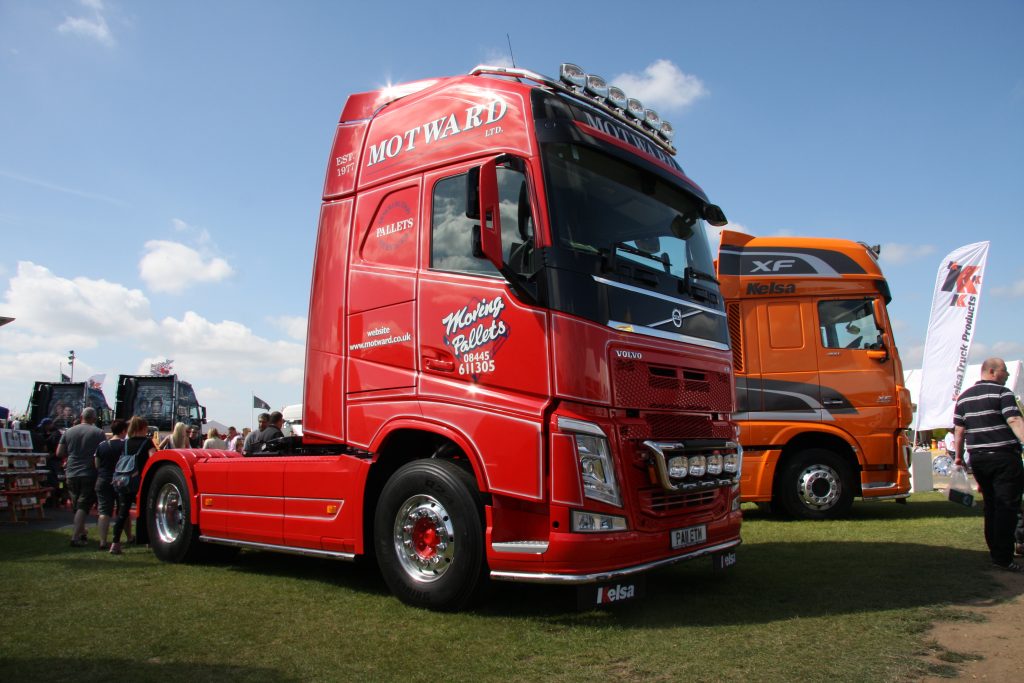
[776,448,855,520]
[146,465,201,562]
[374,460,486,611]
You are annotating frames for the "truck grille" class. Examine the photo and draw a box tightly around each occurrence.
[612,359,732,412]
[639,487,720,515]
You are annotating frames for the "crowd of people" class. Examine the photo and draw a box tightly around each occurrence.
[29,407,289,554]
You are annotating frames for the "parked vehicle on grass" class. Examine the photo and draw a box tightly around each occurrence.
[137,62,742,610]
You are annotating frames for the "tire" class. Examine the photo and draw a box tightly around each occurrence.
[374,460,486,611]
[775,448,855,520]
[146,465,201,563]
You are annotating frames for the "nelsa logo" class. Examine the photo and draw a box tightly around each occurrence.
[940,260,982,308]
[595,583,636,604]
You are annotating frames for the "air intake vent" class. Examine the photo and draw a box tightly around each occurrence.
[727,303,743,373]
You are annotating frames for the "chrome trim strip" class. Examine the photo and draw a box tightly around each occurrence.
[199,535,356,561]
[861,482,898,490]
[491,541,550,554]
[490,539,741,584]
[594,275,727,316]
[556,416,607,437]
[608,320,731,351]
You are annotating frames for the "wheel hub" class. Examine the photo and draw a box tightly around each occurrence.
[796,464,841,510]
[155,482,185,544]
[394,494,455,582]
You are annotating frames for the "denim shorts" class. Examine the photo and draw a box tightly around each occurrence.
[94,478,115,516]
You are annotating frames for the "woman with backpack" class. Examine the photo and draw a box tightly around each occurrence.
[109,416,156,556]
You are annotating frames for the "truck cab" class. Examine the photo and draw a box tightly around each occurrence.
[139,63,742,610]
[115,374,205,433]
[717,230,912,518]
[26,381,111,430]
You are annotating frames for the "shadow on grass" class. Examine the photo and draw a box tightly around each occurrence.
[0,656,292,683]
[475,539,1020,626]
[741,499,983,523]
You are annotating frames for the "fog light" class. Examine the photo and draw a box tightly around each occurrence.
[572,510,628,533]
[707,454,723,476]
[689,455,706,477]
[668,455,688,479]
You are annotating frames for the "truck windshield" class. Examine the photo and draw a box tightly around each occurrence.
[542,142,716,281]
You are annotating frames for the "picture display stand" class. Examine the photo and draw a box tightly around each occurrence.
[0,429,52,523]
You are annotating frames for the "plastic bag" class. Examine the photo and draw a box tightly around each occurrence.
[946,465,975,507]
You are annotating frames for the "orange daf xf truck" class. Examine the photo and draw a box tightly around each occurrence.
[717,231,912,518]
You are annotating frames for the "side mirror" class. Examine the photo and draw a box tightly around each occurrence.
[703,204,728,227]
[477,157,503,271]
[201,406,207,420]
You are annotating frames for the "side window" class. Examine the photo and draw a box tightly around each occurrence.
[818,299,882,350]
[430,166,536,278]
[431,174,499,276]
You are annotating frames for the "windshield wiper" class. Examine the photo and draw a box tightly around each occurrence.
[606,241,672,274]
[686,266,719,285]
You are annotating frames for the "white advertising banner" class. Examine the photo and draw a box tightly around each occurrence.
[915,241,989,431]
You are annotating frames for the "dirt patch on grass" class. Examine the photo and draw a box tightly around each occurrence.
[917,570,1024,680]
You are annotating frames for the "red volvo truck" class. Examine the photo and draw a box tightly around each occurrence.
[138,63,742,609]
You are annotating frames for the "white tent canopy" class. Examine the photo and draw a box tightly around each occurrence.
[904,359,1024,430]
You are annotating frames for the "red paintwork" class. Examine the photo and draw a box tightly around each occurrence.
[140,68,741,582]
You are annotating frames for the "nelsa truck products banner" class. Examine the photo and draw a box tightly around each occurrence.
[915,241,990,431]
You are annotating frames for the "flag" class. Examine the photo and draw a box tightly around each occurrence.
[60,373,71,383]
[87,374,105,390]
[253,395,271,411]
[150,359,174,376]
[915,241,990,431]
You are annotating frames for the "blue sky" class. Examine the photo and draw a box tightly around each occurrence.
[1,0,1022,429]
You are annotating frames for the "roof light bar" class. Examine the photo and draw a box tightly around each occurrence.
[472,63,678,154]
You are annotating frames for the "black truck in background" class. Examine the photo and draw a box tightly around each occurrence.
[114,374,206,432]
[27,381,111,430]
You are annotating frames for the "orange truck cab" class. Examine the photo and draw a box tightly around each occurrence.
[717,231,912,518]
[136,63,743,610]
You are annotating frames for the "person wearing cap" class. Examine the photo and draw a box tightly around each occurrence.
[243,413,270,455]
[56,407,106,546]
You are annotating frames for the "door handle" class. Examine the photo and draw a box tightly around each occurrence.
[424,358,455,372]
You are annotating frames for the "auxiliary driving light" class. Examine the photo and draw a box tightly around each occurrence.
[688,455,707,477]
[723,453,739,474]
[626,98,645,120]
[560,63,587,88]
[607,86,628,109]
[668,455,689,479]
[585,74,609,99]
[644,109,661,129]
[707,454,723,476]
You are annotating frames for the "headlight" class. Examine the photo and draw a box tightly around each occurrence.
[557,417,622,507]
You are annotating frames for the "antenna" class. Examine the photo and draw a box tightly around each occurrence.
[506,33,516,68]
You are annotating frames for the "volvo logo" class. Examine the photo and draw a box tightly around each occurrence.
[615,350,643,360]
[671,309,684,328]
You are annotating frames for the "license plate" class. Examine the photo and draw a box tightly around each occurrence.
[671,524,707,549]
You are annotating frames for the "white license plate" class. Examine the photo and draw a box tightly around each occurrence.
[671,524,707,549]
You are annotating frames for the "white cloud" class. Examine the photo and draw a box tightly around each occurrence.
[707,221,751,258]
[481,49,514,69]
[270,315,308,342]
[879,243,936,265]
[56,0,114,47]
[991,279,1024,298]
[139,240,234,293]
[612,60,708,111]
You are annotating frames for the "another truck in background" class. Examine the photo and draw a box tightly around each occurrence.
[114,374,206,433]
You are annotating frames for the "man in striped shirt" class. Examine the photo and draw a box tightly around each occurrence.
[953,357,1024,572]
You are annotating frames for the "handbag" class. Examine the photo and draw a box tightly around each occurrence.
[112,439,148,492]
[946,465,975,508]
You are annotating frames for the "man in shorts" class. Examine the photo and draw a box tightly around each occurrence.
[56,407,106,546]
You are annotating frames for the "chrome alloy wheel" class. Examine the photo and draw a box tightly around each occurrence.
[796,463,842,510]
[154,481,185,544]
[393,494,456,582]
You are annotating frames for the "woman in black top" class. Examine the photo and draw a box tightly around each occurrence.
[93,419,128,550]
[110,416,156,555]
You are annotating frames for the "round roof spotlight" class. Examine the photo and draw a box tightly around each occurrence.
[660,120,676,142]
[644,109,662,130]
[585,74,609,100]
[560,63,587,88]
[626,98,645,120]
[607,86,628,110]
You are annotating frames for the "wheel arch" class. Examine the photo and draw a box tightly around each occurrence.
[777,430,862,496]
[137,450,204,545]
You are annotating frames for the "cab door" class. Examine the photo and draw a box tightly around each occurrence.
[814,297,898,456]
[416,161,550,501]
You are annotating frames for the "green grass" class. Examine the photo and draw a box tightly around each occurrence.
[0,493,1010,682]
